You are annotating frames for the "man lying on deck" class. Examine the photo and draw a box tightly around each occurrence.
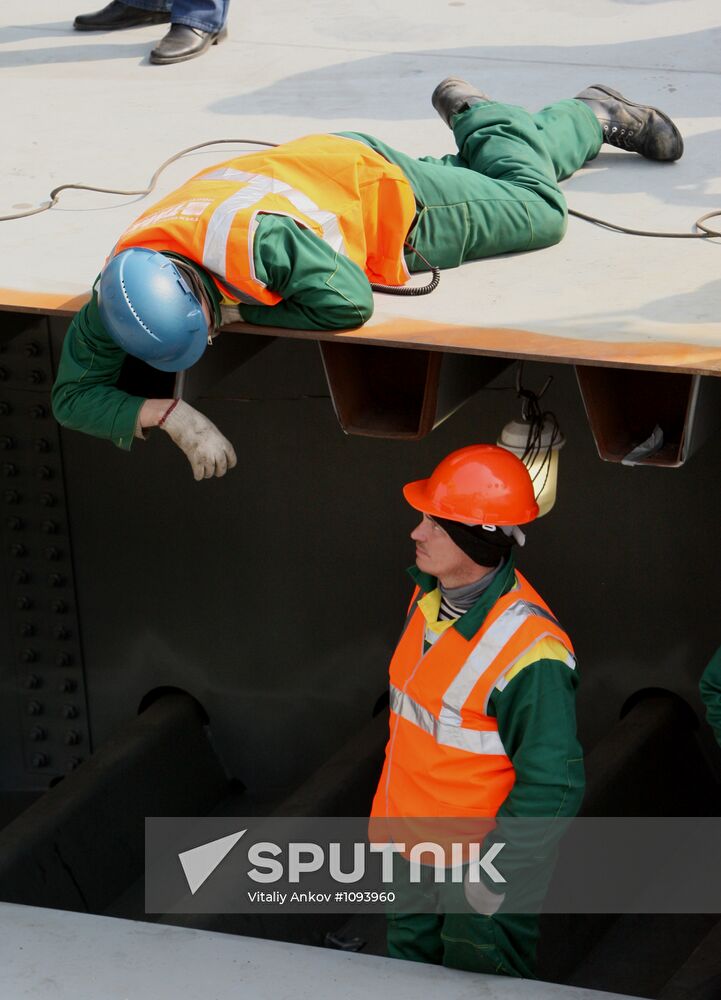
[52,79,682,479]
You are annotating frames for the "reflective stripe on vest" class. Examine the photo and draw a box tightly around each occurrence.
[494,632,576,696]
[440,599,573,719]
[390,684,507,755]
[200,167,349,281]
[393,599,574,743]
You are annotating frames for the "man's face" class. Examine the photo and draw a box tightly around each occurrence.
[410,514,476,581]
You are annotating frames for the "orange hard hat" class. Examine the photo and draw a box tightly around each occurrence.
[402,445,539,526]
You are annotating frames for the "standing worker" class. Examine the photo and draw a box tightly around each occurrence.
[371,445,582,978]
[72,0,228,64]
[52,79,682,478]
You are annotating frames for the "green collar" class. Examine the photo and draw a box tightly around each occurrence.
[407,551,517,640]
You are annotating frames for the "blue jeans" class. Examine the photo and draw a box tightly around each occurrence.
[121,0,228,32]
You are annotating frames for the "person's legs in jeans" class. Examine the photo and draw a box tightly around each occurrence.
[128,0,228,29]
[169,0,228,32]
[119,0,171,12]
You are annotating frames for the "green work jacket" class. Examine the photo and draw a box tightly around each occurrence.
[700,646,721,747]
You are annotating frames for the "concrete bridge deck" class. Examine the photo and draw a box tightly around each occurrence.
[2,902,643,1000]
[1,0,719,372]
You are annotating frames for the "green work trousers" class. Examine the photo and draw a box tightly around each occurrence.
[346,98,603,271]
[387,910,539,979]
[384,859,540,978]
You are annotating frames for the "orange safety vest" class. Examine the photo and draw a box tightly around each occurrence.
[370,571,575,822]
[113,134,417,307]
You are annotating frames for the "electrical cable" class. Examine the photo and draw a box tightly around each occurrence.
[568,207,721,239]
[0,138,279,223]
[513,363,561,498]
[1,138,719,302]
[369,243,440,296]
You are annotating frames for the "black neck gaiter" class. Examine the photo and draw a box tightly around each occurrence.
[433,516,516,568]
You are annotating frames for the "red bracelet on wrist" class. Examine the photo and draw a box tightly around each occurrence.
[158,399,179,428]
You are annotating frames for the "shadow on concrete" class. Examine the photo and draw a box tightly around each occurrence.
[0,40,152,65]
[202,38,717,210]
[512,277,721,336]
[209,30,719,123]
[0,22,74,42]
[561,128,721,211]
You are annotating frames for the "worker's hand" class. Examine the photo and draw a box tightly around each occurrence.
[463,868,505,916]
[160,400,237,481]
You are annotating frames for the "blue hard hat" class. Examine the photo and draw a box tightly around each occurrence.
[98,248,210,372]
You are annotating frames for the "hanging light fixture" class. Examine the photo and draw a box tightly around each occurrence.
[497,366,565,517]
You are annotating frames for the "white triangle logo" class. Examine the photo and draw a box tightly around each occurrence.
[178,829,247,895]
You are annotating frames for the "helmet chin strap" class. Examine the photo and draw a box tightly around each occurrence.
[171,258,217,341]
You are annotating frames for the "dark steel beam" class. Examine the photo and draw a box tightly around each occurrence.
[0,691,228,912]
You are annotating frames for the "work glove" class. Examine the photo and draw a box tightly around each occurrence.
[463,868,506,916]
[160,400,237,481]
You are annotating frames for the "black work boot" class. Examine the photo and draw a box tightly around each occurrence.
[149,23,227,64]
[431,77,491,129]
[575,84,683,161]
[74,0,170,30]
